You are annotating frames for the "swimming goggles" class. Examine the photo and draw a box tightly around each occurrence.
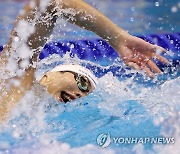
[73,73,90,93]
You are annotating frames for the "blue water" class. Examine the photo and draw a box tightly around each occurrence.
[0,0,180,154]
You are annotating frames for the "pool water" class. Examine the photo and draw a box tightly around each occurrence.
[0,0,180,154]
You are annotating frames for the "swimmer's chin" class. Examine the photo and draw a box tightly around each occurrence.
[58,97,65,103]
[58,97,74,103]
[58,96,74,104]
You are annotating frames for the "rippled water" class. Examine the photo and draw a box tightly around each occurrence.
[0,54,179,153]
[0,0,180,154]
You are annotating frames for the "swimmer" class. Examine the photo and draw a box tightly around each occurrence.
[0,0,169,121]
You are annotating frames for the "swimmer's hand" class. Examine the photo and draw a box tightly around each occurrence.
[54,0,168,78]
[115,34,169,78]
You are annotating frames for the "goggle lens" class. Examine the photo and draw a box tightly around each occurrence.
[75,74,89,92]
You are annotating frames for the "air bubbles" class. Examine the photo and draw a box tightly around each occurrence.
[19,59,30,70]
[155,2,160,7]
[70,44,75,49]
[170,40,174,44]
[13,131,20,139]
[131,7,135,12]
[158,17,163,21]
[171,6,178,13]
[153,38,158,44]
[158,27,163,30]
[13,36,20,42]
[145,24,150,30]
[130,17,134,22]
[12,124,17,128]
[154,116,164,126]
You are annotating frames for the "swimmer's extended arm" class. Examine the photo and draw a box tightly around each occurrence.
[0,0,169,121]
[58,0,169,77]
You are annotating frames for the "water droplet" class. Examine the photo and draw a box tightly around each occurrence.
[178,2,180,8]
[130,17,134,21]
[155,2,159,7]
[145,24,151,30]
[14,36,20,42]
[159,27,163,30]
[131,7,135,11]
[170,40,174,44]
[171,6,178,13]
[158,17,163,21]
[70,44,74,49]
[153,38,158,44]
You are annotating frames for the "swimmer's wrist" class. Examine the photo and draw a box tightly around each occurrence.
[106,29,130,51]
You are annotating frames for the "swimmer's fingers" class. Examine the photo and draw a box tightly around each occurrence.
[131,55,162,74]
[146,59,162,74]
[151,45,170,63]
[141,65,155,78]
[123,54,141,70]
[126,57,161,78]
[153,53,170,64]
[127,62,141,70]
[152,45,167,53]
[127,61,156,78]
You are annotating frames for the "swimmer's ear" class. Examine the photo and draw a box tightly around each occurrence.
[39,71,56,85]
[39,74,48,85]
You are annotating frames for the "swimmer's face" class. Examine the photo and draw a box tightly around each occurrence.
[39,71,95,103]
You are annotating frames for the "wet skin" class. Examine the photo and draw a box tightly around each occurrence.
[39,71,95,103]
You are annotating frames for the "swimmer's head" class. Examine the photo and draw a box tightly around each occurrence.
[39,64,98,103]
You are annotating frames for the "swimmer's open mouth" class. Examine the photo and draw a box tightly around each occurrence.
[60,91,75,103]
